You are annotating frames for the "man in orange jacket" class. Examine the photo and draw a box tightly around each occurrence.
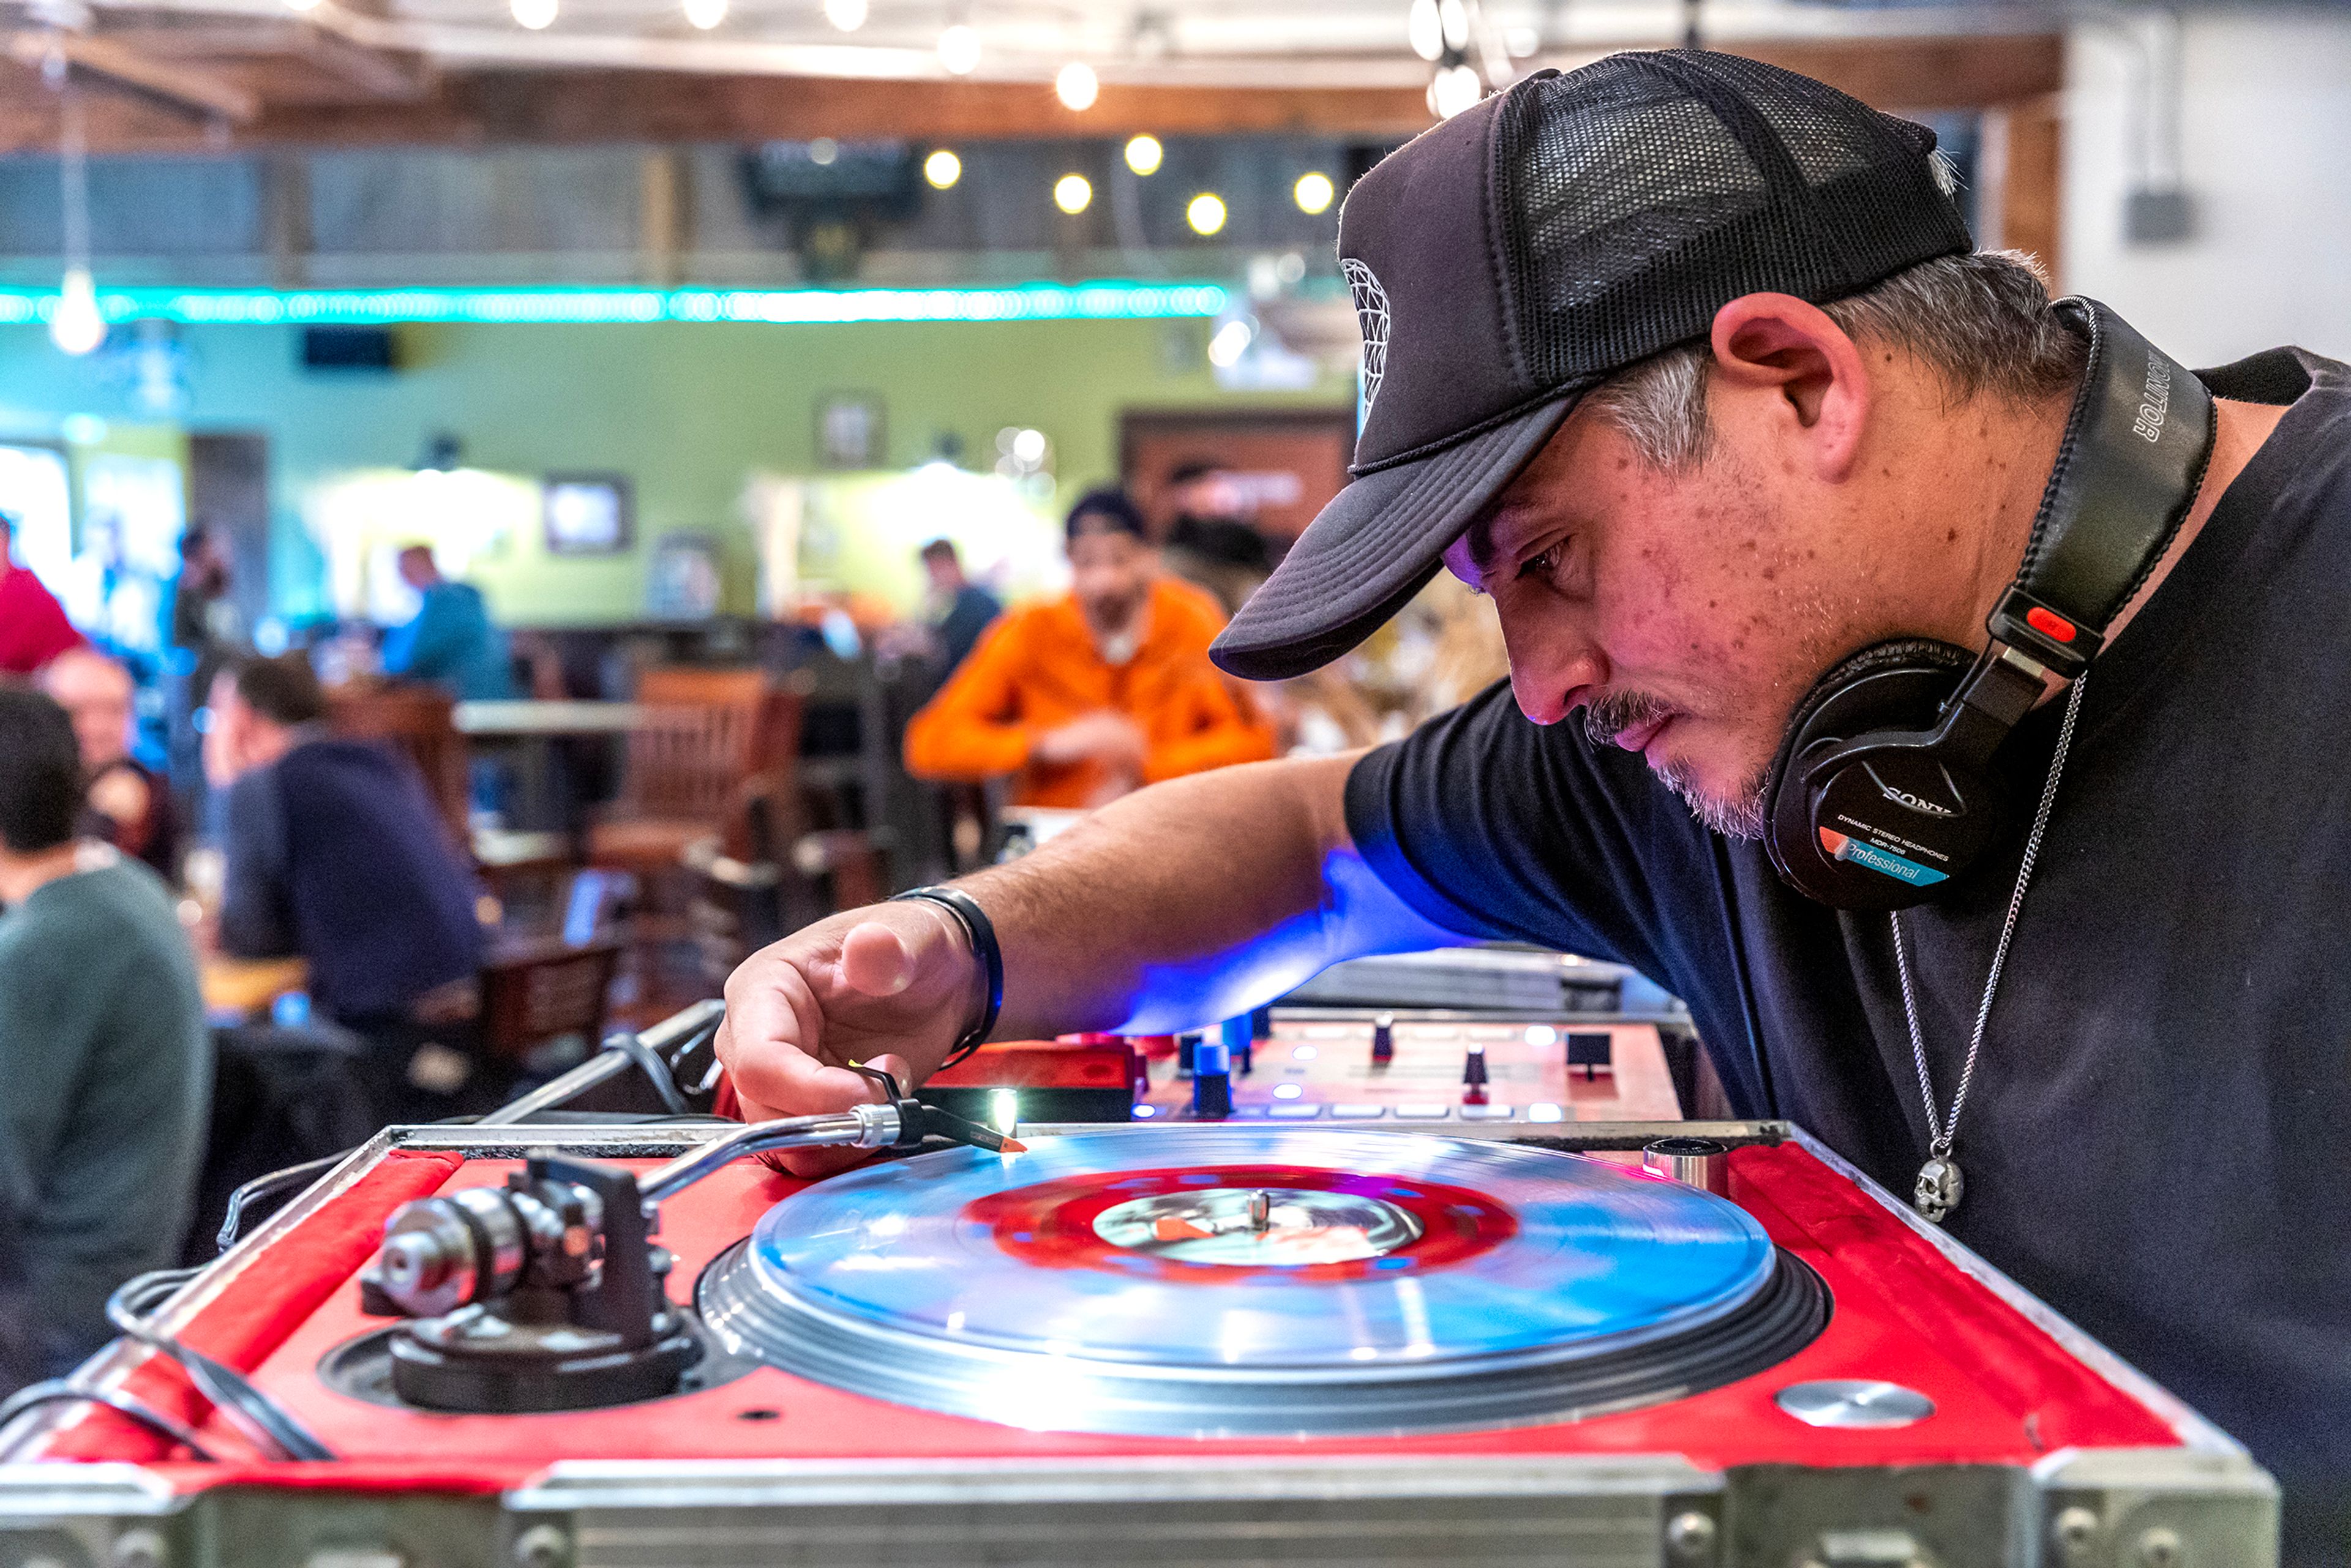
[904,489,1275,809]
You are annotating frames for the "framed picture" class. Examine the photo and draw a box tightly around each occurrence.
[816,392,886,470]
[647,531,724,621]
[543,472,634,555]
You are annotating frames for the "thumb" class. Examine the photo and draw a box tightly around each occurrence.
[838,919,918,997]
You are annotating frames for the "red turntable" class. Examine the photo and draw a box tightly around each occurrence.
[0,1010,2276,1568]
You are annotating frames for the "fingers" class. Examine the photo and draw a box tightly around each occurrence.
[761,1051,915,1178]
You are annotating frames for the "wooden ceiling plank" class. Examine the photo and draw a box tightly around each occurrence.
[5,31,262,123]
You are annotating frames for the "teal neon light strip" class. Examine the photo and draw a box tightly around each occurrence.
[0,281,1228,328]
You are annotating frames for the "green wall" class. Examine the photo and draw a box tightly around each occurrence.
[0,317,1349,625]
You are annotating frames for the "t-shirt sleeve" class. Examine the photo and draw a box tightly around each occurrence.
[1343,680,1719,980]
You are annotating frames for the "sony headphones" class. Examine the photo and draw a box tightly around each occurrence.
[1761,298,2217,910]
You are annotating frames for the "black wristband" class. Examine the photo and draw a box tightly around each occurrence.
[888,886,1003,1069]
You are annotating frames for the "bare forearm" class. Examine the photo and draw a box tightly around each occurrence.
[958,752,1445,1038]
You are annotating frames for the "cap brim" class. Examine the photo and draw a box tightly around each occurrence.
[1209,394,1581,681]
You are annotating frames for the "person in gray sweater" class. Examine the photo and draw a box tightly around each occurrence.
[0,683,209,1394]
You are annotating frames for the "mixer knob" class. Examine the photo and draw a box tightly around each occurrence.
[1192,1039,1233,1119]
[1463,1043,1490,1105]
[1371,1013,1395,1065]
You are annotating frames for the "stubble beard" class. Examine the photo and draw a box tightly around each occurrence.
[1583,689,1770,841]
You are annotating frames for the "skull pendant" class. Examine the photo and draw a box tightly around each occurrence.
[1914,1156,1964,1223]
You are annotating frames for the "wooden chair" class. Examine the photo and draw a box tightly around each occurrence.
[587,666,793,872]
[326,680,471,847]
[478,937,623,1064]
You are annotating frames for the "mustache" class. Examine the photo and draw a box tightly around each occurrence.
[1580,689,1677,749]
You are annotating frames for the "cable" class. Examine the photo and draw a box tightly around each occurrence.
[105,1269,334,1462]
[217,1152,347,1252]
[0,1380,219,1460]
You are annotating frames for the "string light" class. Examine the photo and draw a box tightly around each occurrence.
[1293,171,1335,214]
[1055,61,1098,111]
[683,0,726,29]
[511,0,557,29]
[1123,134,1163,176]
[937,23,980,74]
[1054,174,1093,214]
[1185,192,1227,236]
[924,149,962,189]
[823,0,866,30]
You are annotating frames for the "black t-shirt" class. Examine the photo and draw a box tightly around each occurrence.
[1347,347,2351,1559]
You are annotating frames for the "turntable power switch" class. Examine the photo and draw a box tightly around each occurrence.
[1193,1039,1233,1119]
[1463,1043,1490,1106]
[1371,1013,1395,1065]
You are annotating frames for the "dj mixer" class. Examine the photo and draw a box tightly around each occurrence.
[0,1095,2276,1567]
[920,1008,1688,1129]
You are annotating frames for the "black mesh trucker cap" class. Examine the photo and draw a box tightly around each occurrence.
[1209,50,1973,681]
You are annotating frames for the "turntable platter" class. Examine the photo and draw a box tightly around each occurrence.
[697,1128,1827,1436]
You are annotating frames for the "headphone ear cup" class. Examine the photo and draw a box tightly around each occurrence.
[1763,638,1978,904]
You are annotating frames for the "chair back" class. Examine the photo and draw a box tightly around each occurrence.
[327,681,471,844]
[617,667,800,857]
[478,938,623,1062]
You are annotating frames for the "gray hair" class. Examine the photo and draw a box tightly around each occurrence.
[1582,249,2088,473]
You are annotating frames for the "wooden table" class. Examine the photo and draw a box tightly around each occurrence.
[201,955,309,1020]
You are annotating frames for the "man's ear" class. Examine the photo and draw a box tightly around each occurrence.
[1709,293,1871,484]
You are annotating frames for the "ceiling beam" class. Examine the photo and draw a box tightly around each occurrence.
[0,31,2060,154]
[3,29,261,124]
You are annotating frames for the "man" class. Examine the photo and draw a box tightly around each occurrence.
[0,684,208,1394]
[382,546,514,702]
[208,653,486,1118]
[716,54,2351,1559]
[918,538,1002,678]
[39,647,178,879]
[904,490,1274,809]
[0,512,81,676]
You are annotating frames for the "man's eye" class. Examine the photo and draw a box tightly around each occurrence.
[1517,544,1563,581]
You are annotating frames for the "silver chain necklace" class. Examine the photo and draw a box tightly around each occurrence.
[1891,672,2089,1225]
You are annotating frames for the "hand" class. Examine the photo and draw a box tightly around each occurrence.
[201,715,242,790]
[716,900,985,1175]
[1032,710,1146,771]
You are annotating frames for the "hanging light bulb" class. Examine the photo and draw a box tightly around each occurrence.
[938,23,980,74]
[511,0,557,29]
[1406,0,1444,62]
[48,267,105,358]
[1428,61,1482,119]
[684,0,727,29]
[1293,171,1335,214]
[1438,0,1471,51]
[1185,192,1227,236]
[1123,133,1163,176]
[823,0,867,29]
[1053,173,1093,214]
[1055,61,1098,111]
[924,149,962,189]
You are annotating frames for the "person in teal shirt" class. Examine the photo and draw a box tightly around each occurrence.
[0,683,209,1393]
[381,546,514,702]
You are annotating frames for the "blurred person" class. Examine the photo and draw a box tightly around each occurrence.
[904,489,1273,809]
[0,683,208,1394]
[168,525,243,713]
[1157,459,1276,616]
[39,647,179,879]
[206,653,488,1120]
[920,538,1002,678]
[382,546,514,702]
[0,512,81,675]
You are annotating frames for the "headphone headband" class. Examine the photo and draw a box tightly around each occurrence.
[1983,298,2217,677]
